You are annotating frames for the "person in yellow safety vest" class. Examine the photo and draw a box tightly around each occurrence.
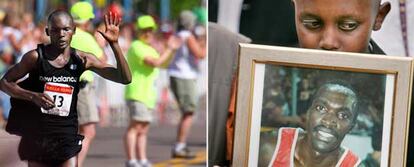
[124,15,180,167]
[70,2,104,167]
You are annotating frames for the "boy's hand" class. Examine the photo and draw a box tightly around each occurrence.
[98,12,121,43]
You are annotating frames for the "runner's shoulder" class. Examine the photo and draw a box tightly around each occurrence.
[19,49,40,68]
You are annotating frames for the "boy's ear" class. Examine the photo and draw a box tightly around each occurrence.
[373,2,391,31]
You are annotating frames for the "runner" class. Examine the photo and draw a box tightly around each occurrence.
[0,10,131,167]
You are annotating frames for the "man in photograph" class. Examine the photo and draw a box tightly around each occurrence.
[259,83,362,167]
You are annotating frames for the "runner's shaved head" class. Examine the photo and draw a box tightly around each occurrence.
[47,10,74,27]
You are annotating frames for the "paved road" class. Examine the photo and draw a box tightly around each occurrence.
[84,122,206,167]
[0,100,206,167]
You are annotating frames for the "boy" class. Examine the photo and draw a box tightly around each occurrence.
[293,0,390,53]
[0,10,131,166]
[225,0,391,166]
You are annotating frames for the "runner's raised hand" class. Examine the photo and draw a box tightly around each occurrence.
[97,12,121,43]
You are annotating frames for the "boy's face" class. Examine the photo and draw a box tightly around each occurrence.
[293,0,389,53]
[47,15,75,50]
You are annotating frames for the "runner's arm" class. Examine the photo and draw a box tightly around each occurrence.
[85,12,131,84]
[0,50,55,109]
[80,46,130,84]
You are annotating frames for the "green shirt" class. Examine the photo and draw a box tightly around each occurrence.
[125,40,160,109]
[70,28,104,82]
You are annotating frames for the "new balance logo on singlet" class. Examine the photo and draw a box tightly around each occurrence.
[39,76,77,83]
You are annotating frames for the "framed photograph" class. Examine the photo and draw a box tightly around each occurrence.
[232,44,413,167]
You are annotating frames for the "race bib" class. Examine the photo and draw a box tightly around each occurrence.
[41,82,74,116]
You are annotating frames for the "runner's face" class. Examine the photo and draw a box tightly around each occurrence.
[293,0,383,52]
[307,88,357,153]
[47,15,75,49]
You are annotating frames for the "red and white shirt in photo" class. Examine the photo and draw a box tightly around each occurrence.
[268,127,361,167]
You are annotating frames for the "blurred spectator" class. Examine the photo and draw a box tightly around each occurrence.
[0,12,21,123]
[261,69,305,129]
[0,19,13,66]
[70,2,105,166]
[35,22,49,44]
[160,22,174,40]
[168,10,206,159]
[3,12,24,63]
[296,78,314,117]
[20,12,37,55]
[119,24,134,54]
[124,15,179,167]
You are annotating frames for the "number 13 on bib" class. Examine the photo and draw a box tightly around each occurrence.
[41,82,74,116]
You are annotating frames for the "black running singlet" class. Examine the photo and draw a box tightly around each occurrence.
[6,44,86,136]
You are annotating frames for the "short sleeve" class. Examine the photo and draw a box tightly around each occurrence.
[127,42,146,65]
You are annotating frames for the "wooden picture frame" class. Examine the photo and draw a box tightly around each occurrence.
[233,44,414,167]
